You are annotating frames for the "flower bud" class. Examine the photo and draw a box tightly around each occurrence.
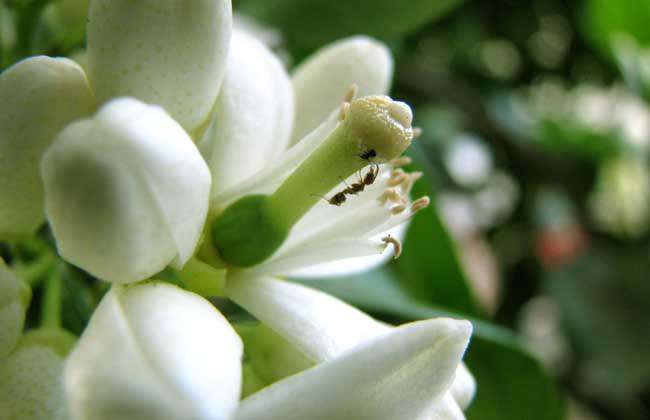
[0,260,30,360]
[41,98,211,284]
[0,329,76,420]
[64,282,242,420]
[88,0,232,132]
[0,56,94,240]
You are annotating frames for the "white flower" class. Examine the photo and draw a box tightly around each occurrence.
[87,0,232,133]
[227,275,475,418]
[0,56,94,239]
[41,98,211,284]
[64,280,473,420]
[64,282,242,420]
[0,0,419,284]
[0,1,478,418]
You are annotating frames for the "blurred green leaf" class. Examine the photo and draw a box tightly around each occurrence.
[465,335,566,420]
[584,0,650,54]
[536,118,623,162]
[397,143,480,315]
[545,245,650,409]
[294,269,565,420]
[237,0,464,56]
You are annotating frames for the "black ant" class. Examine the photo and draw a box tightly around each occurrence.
[362,163,379,186]
[313,191,347,206]
[341,172,365,195]
[316,164,380,207]
[359,149,376,161]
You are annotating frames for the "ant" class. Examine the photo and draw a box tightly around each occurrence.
[316,164,381,207]
[359,149,376,161]
[362,163,379,186]
[313,191,347,206]
[341,163,380,197]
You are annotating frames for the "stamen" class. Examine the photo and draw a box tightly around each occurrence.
[339,102,351,121]
[401,171,423,195]
[382,235,402,259]
[391,203,407,215]
[387,172,409,187]
[367,196,431,237]
[391,168,405,177]
[412,127,423,139]
[390,156,412,167]
[344,84,359,103]
[411,196,431,212]
[378,188,403,205]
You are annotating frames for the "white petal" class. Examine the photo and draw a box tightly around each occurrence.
[0,260,30,360]
[226,276,388,362]
[285,222,407,278]
[41,98,211,284]
[200,30,294,197]
[64,282,242,420]
[291,36,393,145]
[212,116,338,209]
[451,363,477,410]
[0,344,66,420]
[87,0,232,132]
[0,56,94,240]
[428,393,466,420]
[236,318,472,420]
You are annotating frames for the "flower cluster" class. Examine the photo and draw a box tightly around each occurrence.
[0,0,476,419]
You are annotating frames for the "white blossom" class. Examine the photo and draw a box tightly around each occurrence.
[64,282,242,420]
[0,56,94,239]
[41,98,211,284]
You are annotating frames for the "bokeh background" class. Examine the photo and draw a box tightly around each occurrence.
[2,1,650,419]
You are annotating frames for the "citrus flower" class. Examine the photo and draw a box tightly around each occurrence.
[64,280,474,420]
[0,0,477,418]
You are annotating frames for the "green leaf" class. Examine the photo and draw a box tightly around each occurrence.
[544,245,650,405]
[465,334,566,420]
[397,143,480,315]
[584,0,650,54]
[238,0,464,56]
[293,269,565,420]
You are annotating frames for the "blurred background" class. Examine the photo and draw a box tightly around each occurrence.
[2,0,650,419]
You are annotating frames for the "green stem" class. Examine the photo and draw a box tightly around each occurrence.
[41,263,63,329]
[14,252,56,287]
[176,257,227,297]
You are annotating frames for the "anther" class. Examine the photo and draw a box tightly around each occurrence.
[411,196,431,212]
[391,203,407,215]
[344,84,359,103]
[382,235,403,259]
[412,127,423,139]
[402,171,423,195]
[378,188,403,205]
[387,172,408,187]
[391,168,405,177]
[390,156,412,167]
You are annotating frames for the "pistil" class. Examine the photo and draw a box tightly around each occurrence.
[208,94,418,267]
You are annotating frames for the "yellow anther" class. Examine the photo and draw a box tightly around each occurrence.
[411,196,431,212]
[382,235,403,259]
[390,156,412,167]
